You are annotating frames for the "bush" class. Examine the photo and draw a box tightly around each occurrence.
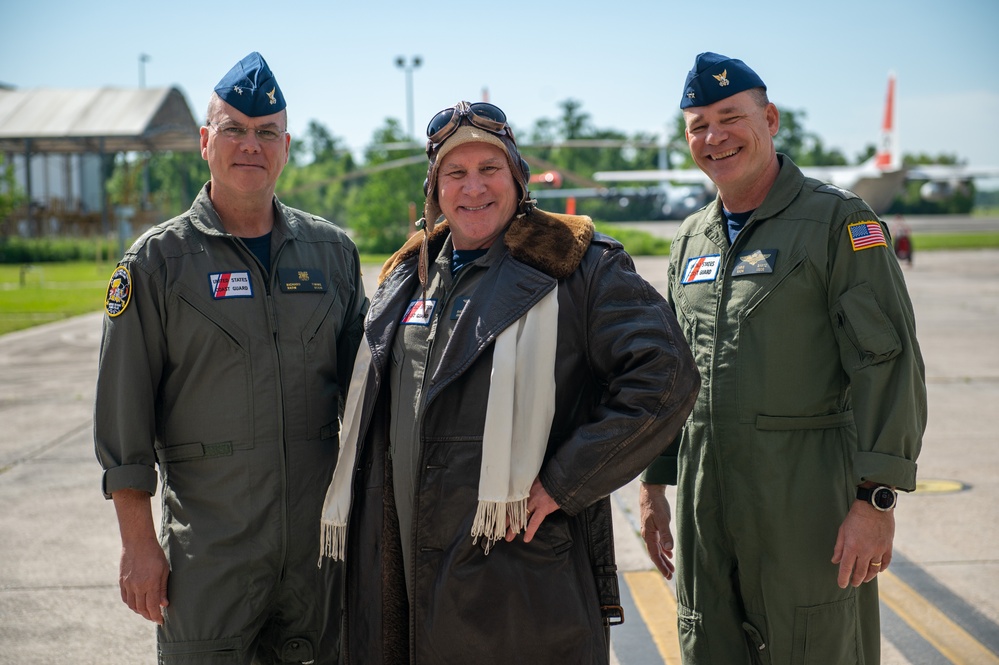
[0,237,120,264]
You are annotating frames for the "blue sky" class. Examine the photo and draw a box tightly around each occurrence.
[2,0,997,174]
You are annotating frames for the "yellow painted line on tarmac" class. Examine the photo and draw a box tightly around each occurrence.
[623,570,680,664]
[914,478,966,494]
[879,569,999,665]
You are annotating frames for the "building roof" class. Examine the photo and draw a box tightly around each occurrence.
[0,86,200,153]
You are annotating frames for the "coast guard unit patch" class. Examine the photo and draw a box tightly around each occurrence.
[209,271,254,299]
[681,255,721,284]
[848,222,888,252]
[401,299,436,326]
[104,266,132,317]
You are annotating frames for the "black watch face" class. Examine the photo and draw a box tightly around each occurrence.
[873,488,896,509]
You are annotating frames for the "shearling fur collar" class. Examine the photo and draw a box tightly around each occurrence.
[377,209,595,284]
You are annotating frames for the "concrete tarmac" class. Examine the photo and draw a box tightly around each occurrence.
[0,249,996,664]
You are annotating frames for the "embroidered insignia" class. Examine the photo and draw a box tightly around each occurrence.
[208,271,254,299]
[401,299,436,326]
[233,86,243,95]
[104,266,132,317]
[680,254,722,284]
[713,69,730,87]
[687,90,696,100]
[266,87,277,105]
[848,222,888,252]
[277,268,327,293]
[732,249,778,276]
[816,183,858,200]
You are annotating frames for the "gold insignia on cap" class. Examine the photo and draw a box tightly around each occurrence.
[740,249,771,266]
[266,87,277,105]
[713,69,730,87]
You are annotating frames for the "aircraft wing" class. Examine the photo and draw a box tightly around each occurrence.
[592,169,713,185]
[905,164,999,180]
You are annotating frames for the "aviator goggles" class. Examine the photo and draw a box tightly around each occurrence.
[426,101,511,148]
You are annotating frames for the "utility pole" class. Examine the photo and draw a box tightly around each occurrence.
[395,56,422,139]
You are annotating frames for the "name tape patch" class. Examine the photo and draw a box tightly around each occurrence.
[209,271,254,299]
[681,255,721,284]
[732,249,778,276]
[451,296,471,320]
[278,268,327,293]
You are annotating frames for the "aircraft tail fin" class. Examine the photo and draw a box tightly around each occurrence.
[874,72,899,171]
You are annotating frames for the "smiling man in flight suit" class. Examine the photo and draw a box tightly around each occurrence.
[639,53,926,664]
[94,52,366,664]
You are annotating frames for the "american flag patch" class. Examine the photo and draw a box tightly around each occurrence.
[848,222,887,251]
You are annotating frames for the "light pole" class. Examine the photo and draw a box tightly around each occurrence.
[395,55,422,139]
[138,53,151,88]
[138,53,152,211]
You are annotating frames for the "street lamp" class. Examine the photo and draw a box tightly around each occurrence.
[138,53,151,88]
[395,56,422,139]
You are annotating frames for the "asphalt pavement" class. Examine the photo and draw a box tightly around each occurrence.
[1,248,997,664]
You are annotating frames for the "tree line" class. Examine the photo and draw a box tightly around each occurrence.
[2,100,977,255]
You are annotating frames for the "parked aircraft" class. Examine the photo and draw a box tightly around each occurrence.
[590,74,999,216]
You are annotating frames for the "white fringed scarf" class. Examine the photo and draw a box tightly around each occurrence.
[320,285,559,563]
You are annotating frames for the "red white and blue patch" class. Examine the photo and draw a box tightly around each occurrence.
[209,271,254,299]
[400,299,436,326]
[848,221,888,252]
[104,266,132,317]
[681,254,722,284]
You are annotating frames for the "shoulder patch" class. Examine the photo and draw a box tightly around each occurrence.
[848,221,888,251]
[104,266,132,317]
[815,183,859,200]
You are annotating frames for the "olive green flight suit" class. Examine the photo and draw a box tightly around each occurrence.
[643,156,926,664]
[95,186,366,664]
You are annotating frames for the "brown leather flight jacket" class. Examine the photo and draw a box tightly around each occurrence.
[340,209,699,664]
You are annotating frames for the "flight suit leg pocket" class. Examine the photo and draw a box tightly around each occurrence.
[791,596,860,665]
[742,615,773,665]
[676,602,710,664]
[157,636,242,664]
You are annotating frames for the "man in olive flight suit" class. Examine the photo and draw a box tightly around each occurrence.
[94,52,365,664]
[639,53,926,664]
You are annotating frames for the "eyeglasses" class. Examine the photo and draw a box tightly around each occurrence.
[208,122,286,143]
[426,101,510,147]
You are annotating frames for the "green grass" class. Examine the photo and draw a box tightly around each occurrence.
[909,231,999,250]
[0,261,117,335]
[3,230,999,337]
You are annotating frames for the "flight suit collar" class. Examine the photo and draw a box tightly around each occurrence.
[187,183,296,240]
[752,154,805,222]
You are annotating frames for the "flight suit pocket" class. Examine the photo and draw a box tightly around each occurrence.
[833,282,901,369]
[677,602,710,663]
[742,616,773,665]
[303,285,345,441]
[791,597,860,665]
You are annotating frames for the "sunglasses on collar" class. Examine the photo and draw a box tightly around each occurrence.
[426,101,512,149]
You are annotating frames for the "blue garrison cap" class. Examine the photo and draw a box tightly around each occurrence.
[680,52,766,109]
[214,52,286,117]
